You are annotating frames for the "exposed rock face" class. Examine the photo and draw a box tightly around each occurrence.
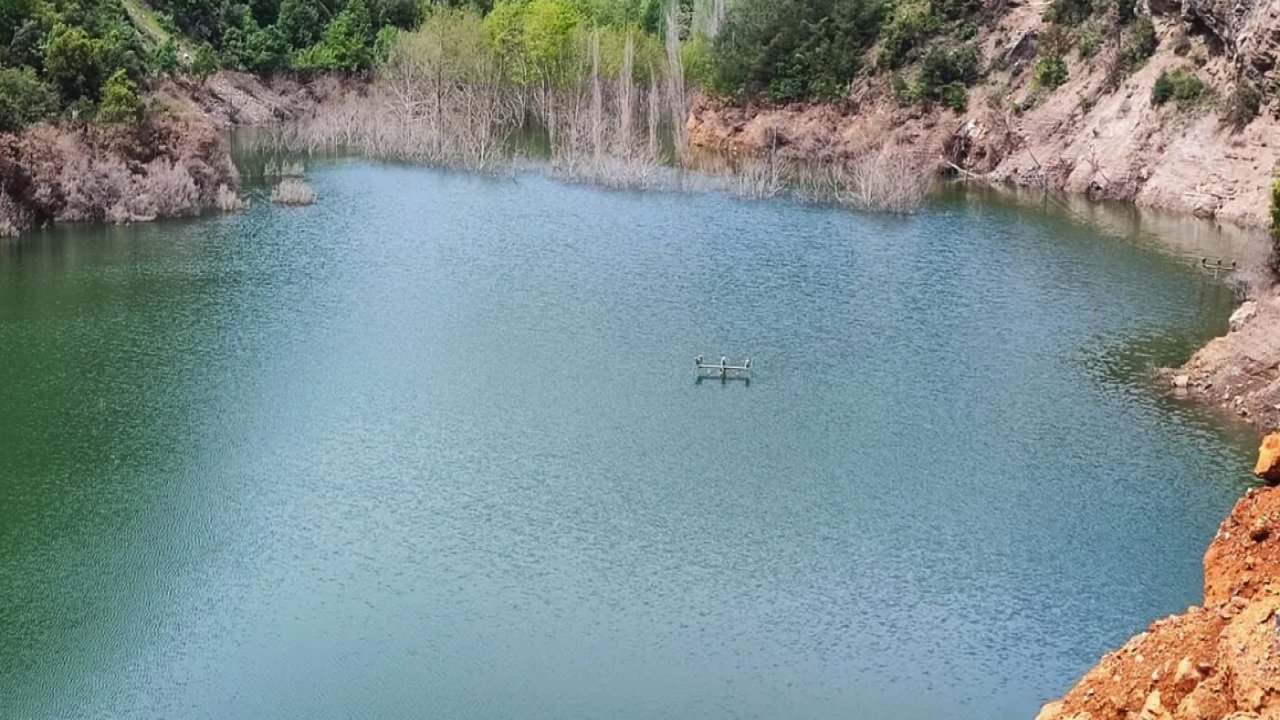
[1176,291,1280,431]
[1254,433,1280,483]
[688,0,1280,227]
[1036,485,1280,720]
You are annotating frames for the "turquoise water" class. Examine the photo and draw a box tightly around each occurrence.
[0,162,1259,719]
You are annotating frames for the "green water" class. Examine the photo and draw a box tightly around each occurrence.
[0,162,1261,720]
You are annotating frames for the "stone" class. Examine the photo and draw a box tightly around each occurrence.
[1254,433,1280,484]
[1230,301,1259,332]
[1173,374,1191,389]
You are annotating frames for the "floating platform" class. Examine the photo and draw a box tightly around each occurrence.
[695,355,751,378]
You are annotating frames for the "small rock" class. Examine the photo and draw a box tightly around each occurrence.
[1173,374,1190,389]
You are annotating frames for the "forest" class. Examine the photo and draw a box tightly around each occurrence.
[0,0,1161,131]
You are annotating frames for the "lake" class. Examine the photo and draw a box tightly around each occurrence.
[0,162,1262,719]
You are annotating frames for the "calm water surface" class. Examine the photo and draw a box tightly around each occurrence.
[0,162,1260,719]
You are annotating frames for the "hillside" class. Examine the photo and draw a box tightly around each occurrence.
[689,0,1280,227]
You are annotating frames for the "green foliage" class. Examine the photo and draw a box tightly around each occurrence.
[1270,176,1280,278]
[149,36,181,74]
[1043,0,1090,25]
[1077,24,1099,59]
[0,0,36,49]
[484,0,581,85]
[910,43,978,110]
[0,66,57,131]
[1150,67,1209,107]
[97,68,144,122]
[1033,56,1067,89]
[1121,16,1156,70]
[44,25,109,102]
[373,24,398,61]
[294,0,375,69]
[5,19,43,66]
[878,0,936,69]
[193,42,220,75]
[704,0,886,101]
[1223,83,1260,131]
[222,21,289,70]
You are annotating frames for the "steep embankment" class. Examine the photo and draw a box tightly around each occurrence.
[689,0,1280,227]
[1036,482,1280,720]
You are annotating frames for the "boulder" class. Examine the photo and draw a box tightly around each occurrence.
[1253,433,1280,484]
[1229,301,1258,332]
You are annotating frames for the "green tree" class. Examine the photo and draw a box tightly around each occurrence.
[0,0,36,49]
[149,36,180,74]
[193,42,220,76]
[0,66,57,131]
[277,0,327,47]
[296,0,374,69]
[44,25,107,102]
[523,0,580,81]
[705,0,886,100]
[97,68,144,122]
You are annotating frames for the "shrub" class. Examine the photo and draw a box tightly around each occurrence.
[271,178,316,205]
[1223,83,1261,130]
[149,37,181,75]
[1150,67,1209,107]
[1043,0,1091,24]
[44,26,107,102]
[1270,176,1280,279]
[97,69,144,123]
[1077,24,1099,59]
[0,66,57,131]
[1038,25,1073,57]
[878,0,937,69]
[1033,56,1068,89]
[1121,16,1156,70]
[193,43,220,76]
[912,44,980,110]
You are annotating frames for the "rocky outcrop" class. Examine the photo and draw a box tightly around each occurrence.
[1254,433,1280,483]
[1036,485,1280,720]
[1174,290,1280,430]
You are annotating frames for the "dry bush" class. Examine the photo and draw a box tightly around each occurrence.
[0,111,242,234]
[271,178,316,205]
[215,184,243,211]
[794,145,932,212]
[263,159,305,177]
[731,153,791,199]
[548,32,673,189]
[0,191,26,237]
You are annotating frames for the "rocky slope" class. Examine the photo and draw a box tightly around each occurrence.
[1172,290,1280,431]
[1036,482,1280,720]
[688,0,1280,228]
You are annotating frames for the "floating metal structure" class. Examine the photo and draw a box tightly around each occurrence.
[1200,257,1238,278]
[695,354,751,378]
